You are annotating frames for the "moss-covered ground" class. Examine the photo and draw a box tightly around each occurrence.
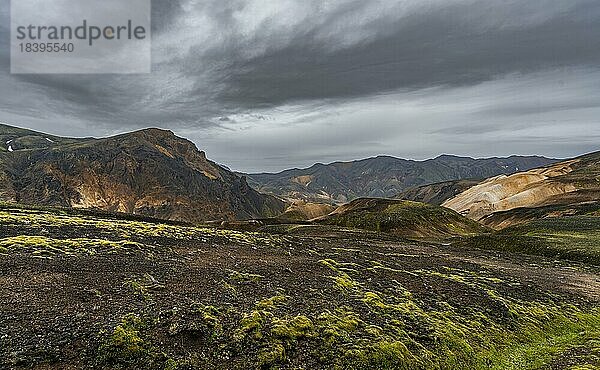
[0,204,598,369]
[455,216,600,266]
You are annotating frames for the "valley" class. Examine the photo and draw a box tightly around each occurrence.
[0,124,598,369]
[2,1,599,369]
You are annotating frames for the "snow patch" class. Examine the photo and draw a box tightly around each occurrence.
[8,145,13,152]
[45,137,55,143]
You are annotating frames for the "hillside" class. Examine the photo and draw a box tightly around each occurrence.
[0,124,285,222]
[397,179,481,205]
[1,203,599,369]
[481,201,600,229]
[455,216,600,266]
[443,151,600,224]
[316,198,487,239]
[247,155,558,204]
[277,200,336,221]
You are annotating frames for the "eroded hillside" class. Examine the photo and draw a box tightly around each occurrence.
[0,125,285,222]
[443,151,600,225]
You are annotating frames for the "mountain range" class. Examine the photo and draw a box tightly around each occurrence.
[246,155,559,203]
[2,123,597,229]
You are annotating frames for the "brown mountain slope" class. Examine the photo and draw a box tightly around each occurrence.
[481,201,600,229]
[443,151,600,224]
[397,179,481,205]
[278,200,336,221]
[0,124,285,222]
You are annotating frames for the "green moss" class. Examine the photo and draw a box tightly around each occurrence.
[124,280,150,300]
[346,341,416,370]
[258,343,286,367]
[333,274,358,291]
[316,308,362,344]
[123,274,165,301]
[236,310,267,341]
[320,259,361,292]
[0,206,289,249]
[271,315,314,340]
[229,270,264,283]
[235,294,288,342]
[222,280,237,294]
[96,314,162,368]
[0,235,146,257]
[196,305,223,338]
[164,358,178,370]
[256,294,287,310]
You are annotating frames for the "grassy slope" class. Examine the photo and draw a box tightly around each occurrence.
[318,199,487,239]
[0,204,599,369]
[0,123,86,152]
[454,216,600,266]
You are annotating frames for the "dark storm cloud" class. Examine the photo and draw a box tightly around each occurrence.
[208,1,600,108]
[0,0,599,170]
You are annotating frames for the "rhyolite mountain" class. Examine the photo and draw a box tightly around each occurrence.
[443,150,600,228]
[0,124,285,222]
[247,155,559,204]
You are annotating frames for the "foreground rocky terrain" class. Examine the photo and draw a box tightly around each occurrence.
[0,203,598,369]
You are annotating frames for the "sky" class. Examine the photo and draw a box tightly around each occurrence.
[1,0,600,172]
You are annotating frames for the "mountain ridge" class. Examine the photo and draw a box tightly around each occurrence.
[0,124,286,222]
[247,154,560,203]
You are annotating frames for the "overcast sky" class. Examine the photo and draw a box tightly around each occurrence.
[1,0,600,172]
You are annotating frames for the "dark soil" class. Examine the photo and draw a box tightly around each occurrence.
[0,207,598,369]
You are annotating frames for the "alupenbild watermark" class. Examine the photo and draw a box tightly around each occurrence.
[11,0,151,74]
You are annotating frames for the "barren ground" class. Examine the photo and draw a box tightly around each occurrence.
[0,206,598,369]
